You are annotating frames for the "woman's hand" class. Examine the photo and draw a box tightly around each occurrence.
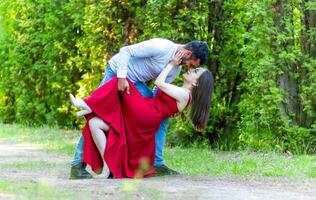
[170,50,185,66]
[155,49,185,87]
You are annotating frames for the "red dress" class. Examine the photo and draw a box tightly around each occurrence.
[81,78,182,178]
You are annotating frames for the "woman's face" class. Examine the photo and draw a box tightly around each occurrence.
[181,57,200,69]
[183,68,206,84]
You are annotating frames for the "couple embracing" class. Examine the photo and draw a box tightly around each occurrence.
[69,38,214,179]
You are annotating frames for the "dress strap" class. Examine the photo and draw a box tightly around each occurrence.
[185,93,192,108]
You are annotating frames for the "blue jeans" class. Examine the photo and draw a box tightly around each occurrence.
[71,65,168,167]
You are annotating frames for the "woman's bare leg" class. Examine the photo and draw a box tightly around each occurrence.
[88,117,109,161]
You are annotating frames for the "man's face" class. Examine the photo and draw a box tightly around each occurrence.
[181,57,200,69]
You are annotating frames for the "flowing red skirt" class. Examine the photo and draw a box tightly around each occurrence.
[81,78,159,178]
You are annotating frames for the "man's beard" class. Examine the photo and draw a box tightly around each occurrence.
[180,58,190,66]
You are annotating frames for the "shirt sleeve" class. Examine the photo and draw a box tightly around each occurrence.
[115,38,167,78]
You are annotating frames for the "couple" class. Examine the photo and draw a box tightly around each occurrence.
[69,38,214,179]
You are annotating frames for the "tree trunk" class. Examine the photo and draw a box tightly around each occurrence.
[300,0,316,127]
[207,0,223,144]
[208,0,223,76]
[273,0,302,126]
[307,2,316,126]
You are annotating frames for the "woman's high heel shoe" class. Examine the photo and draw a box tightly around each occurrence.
[76,109,91,117]
[69,93,92,116]
[69,94,81,108]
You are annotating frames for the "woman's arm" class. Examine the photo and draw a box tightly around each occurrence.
[154,53,190,111]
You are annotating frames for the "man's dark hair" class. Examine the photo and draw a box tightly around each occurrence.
[184,41,209,65]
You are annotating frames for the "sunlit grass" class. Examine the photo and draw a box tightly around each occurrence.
[1,123,315,179]
[0,179,85,200]
[0,161,64,169]
[0,123,79,156]
[165,148,316,178]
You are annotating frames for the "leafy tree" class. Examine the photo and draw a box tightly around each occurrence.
[0,0,315,153]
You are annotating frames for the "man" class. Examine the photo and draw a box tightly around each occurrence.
[70,38,209,179]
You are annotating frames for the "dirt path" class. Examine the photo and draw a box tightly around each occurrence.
[0,138,315,200]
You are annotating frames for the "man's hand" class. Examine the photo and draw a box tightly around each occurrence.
[118,78,130,94]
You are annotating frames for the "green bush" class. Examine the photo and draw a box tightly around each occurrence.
[0,0,315,153]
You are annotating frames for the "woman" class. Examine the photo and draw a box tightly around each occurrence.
[70,52,214,178]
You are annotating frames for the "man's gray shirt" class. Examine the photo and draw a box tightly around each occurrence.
[108,38,181,83]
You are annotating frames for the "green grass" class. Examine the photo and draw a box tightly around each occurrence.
[0,123,315,179]
[165,148,316,178]
[0,123,79,156]
[0,179,87,200]
[0,161,63,169]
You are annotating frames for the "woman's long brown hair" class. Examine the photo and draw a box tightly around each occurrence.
[190,70,214,130]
